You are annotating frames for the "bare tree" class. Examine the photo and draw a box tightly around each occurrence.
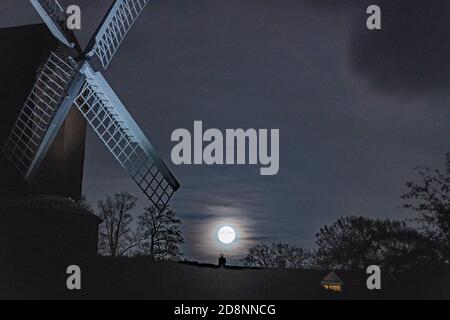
[241,242,311,269]
[136,205,184,261]
[402,151,450,261]
[98,191,138,257]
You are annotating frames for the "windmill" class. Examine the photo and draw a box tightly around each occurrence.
[3,0,180,210]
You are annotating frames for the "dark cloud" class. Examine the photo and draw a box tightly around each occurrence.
[349,0,449,96]
[306,0,450,96]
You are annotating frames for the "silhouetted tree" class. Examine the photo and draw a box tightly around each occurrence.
[402,151,450,261]
[375,223,439,273]
[314,216,374,270]
[98,191,138,257]
[241,242,311,269]
[313,216,438,272]
[136,205,184,261]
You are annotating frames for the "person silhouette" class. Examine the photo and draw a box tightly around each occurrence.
[218,254,227,268]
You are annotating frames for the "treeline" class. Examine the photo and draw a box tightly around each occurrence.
[242,152,450,273]
[81,151,450,273]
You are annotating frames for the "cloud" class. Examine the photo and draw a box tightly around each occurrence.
[306,0,450,96]
[350,0,449,96]
[240,235,277,242]
[180,212,217,221]
[302,0,357,13]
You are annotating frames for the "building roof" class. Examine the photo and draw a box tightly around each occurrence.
[0,194,101,223]
[321,271,344,285]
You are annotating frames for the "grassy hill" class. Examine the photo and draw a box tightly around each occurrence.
[1,256,449,300]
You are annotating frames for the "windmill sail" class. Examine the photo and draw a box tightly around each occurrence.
[86,0,150,69]
[5,0,180,207]
[75,63,180,208]
[3,49,83,180]
[30,0,74,48]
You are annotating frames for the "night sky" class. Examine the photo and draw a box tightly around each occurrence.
[1,0,449,264]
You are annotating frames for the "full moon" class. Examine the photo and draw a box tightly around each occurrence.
[218,226,236,244]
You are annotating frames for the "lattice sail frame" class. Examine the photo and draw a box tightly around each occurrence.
[87,0,150,69]
[74,63,179,208]
[4,49,80,179]
[30,0,74,48]
[3,0,180,209]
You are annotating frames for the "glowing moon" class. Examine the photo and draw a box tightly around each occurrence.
[218,226,236,244]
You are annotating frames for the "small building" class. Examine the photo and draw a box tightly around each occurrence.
[321,271,344,292]
[218,254,227,268]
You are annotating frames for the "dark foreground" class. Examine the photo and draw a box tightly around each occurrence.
[0,256,449,300]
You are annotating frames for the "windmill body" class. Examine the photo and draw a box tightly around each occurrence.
[0,24,99,259]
